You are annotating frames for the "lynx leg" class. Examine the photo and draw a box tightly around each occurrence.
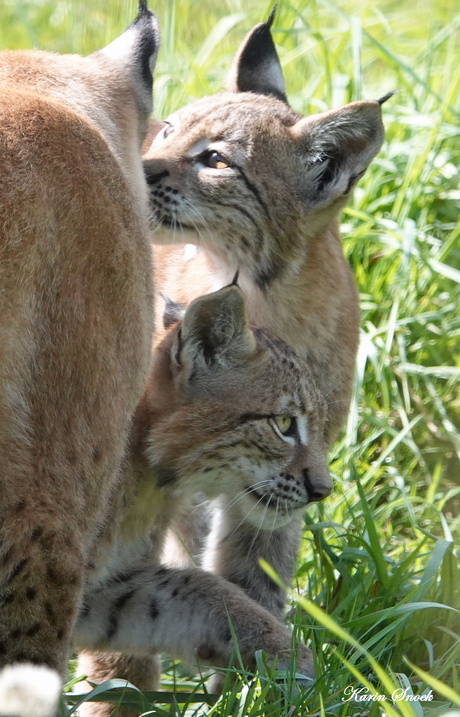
[0,507,85,676]
[162,494,212,568]
[78,652,160,717]
[75,565,313,679]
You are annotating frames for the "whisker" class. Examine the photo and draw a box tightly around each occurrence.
[247,496,272,557]
[225,494,268,541]
[222,480,273,514]
[270,497,280,535]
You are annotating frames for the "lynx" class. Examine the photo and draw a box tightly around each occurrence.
[120,10,392,707]
[0,1,159,713]
[76,281,329,668]
[0,284,331,716]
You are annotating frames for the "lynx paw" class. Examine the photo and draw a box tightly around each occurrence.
[0,663,62,717]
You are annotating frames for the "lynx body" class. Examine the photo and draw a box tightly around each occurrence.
[0,3,159,713]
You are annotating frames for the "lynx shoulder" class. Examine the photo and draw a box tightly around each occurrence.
[144,11,389,443]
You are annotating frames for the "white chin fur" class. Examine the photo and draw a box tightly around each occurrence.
[0,664,62,717]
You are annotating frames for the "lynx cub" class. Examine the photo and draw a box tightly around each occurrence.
[77,284,329,715]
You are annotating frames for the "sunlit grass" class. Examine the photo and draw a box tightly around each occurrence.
[1,0,459,714]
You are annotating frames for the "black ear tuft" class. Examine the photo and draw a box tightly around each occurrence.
[160,292,186,329]
[98,4,160,120]
[266,4,278,29]
[227,7,287,103]
[377,90,401,105]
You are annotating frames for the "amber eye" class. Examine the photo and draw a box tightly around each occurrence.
[274,415,293,435]
[203,150,229,169]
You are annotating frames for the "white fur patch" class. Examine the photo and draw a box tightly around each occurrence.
[0,664,62,717]
[188,137,211,157]
[297,414,308,445]
[183,244,198,262]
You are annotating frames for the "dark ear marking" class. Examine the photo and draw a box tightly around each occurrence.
[160,292,186,329]
[130,3,160,95]
[227,6,287,103]
[98,3,160,120]
[174,328,183,367]
[230,270,240,286]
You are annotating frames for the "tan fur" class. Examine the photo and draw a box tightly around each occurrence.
[0,3,159,701]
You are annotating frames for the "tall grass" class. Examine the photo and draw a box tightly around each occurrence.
[1,0,459,714]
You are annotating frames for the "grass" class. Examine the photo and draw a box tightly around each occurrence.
[1,0,459,714]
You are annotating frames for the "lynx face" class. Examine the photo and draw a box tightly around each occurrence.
[143,285,331,530]
[144,93,385,289]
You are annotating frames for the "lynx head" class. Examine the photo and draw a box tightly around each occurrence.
[0,1,159,207]
[143,10,386,289]
[143,284,331,530]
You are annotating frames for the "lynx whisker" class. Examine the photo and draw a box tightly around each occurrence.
[248,496,272,556]
[225,494,268,542]
[223,480,273,514]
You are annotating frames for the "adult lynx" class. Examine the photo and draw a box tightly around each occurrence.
[0,2,159,713]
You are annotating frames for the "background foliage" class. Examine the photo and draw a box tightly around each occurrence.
[1,0,459,714]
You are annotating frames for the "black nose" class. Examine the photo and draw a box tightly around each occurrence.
[302,468,331,502]
[144,165,169,186]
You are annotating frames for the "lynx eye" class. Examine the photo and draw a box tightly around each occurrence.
[202,150,229,170]
[275,415,292,434]
[271,415,297,441]
[156,122,174,143]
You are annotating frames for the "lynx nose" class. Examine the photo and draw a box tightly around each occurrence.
[302,468,332,502]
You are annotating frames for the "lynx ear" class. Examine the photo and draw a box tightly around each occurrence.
[176,286,256,381]
[96,1,160,118]
[290,100,385,207]
[227,6,287,103]
[160,292,186,329]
